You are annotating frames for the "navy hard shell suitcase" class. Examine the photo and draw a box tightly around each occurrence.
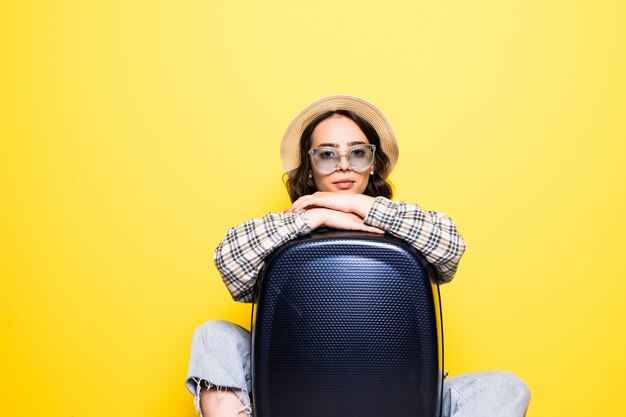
[252,230,444,417]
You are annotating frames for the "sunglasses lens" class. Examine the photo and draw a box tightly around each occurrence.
[349,145,374,171]
[312,147,339,173]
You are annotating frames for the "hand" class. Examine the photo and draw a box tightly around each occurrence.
[286,192,376,219]
[304,208,385,234]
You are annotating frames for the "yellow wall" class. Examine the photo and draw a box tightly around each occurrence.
[1,1,625,416]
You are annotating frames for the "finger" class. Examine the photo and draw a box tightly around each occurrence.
[358,224,385,234]
[305,197,344,212]
[286,196,310,213]
[291,197,321,213]
[296,198,320,211]
[287,204,301,213]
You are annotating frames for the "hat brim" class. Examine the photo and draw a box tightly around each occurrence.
[280,95,398,178]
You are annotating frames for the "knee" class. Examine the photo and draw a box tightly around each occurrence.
[191,320,250,350]
[489,371,531,407]
[193,320,238,340]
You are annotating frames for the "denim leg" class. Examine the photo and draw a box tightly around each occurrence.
[185,320,252,415]
[442,371,531,417]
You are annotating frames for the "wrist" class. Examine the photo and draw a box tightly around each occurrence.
[303,208,326,230]
[354,195,376,218]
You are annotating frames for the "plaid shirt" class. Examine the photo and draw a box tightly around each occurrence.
[214,197,466,303]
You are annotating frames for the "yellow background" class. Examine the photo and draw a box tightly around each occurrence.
[1,1,625,416]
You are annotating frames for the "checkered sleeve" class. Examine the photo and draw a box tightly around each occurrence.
[363,197,466,283]
[214,210,312,303]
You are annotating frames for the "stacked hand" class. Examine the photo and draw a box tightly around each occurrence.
[285,192,384,234]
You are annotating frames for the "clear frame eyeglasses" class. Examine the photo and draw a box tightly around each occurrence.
[308,144,376,174]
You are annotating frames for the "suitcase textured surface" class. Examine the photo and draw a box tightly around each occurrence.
[252,230,443,417]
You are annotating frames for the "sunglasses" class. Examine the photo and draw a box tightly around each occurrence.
[308,144,376,174]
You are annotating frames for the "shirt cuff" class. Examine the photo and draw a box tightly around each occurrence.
[363,196,397,231]
[284,210,312,236]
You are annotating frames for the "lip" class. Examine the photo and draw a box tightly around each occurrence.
[332,179,356,190]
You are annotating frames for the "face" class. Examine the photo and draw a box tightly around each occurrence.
[309,114,372,194]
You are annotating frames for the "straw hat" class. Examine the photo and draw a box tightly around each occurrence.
[280,95,399,178]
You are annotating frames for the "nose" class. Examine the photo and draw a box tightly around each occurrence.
[337,153,351,171]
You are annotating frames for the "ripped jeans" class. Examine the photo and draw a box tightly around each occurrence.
[186,320,531,417]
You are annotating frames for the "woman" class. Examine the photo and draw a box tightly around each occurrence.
[186,95,530,417]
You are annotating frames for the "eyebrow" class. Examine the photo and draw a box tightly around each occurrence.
[317,141,367,147]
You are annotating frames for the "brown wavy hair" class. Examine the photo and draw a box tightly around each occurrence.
[285,110,393,202]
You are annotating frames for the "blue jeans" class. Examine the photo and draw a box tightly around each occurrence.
[186,320,530,417]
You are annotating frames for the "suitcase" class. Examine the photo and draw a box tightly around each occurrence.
[252,230,444,417]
